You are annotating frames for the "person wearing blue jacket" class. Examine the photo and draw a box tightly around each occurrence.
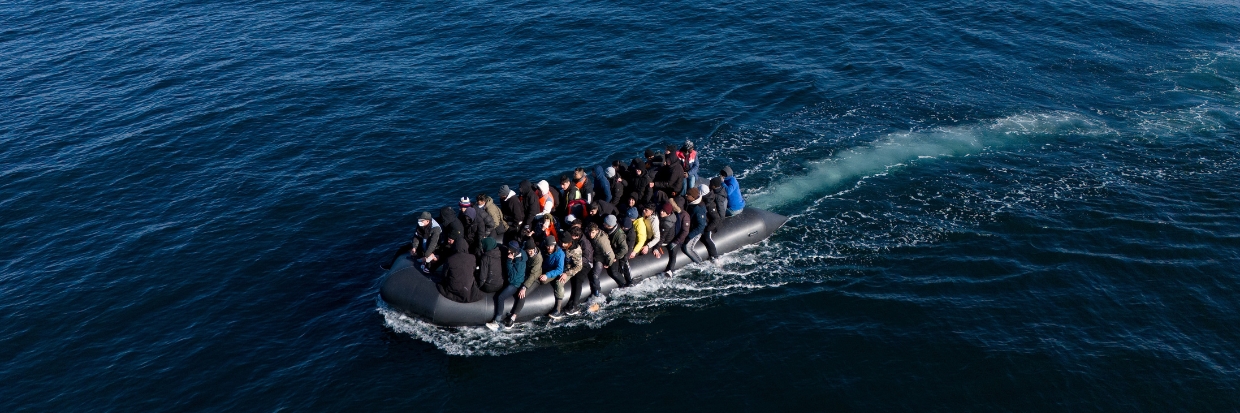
[593,165,612,204]
[720,166,745,216]
[487,241,528,331]
[540,237,567,317]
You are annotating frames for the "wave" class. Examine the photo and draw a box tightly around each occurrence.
[751,112,1111,209]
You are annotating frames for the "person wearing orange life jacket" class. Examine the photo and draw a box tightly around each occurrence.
[534,180,556,219]
[572,167,593,204]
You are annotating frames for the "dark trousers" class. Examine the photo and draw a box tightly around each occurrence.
[568,270,586,307]
[701,231,718,259]
[609,258,632,286]
[664,242,680,272]
[589,261,605,295]
[510,282,540,316]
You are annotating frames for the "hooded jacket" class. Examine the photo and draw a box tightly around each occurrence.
[460,207,488,255]
[504,248,528,287]
[535,180,556,218]
[481,199,506,239]
[436,242,483,303]
[671,207,691,245]
[501,190,526,228]
[413,218,441,259]
[703,189,724,233]
[607,225,630,261]
[653,159,686,197]
[475,238,504,293]
[438,207,465,249]
[658,213,677,248]
[687,197,708,240]
[593,165,612,204]
[723,175,745,211]
[520,180,540,224]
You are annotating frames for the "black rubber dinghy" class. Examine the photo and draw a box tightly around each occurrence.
[380,207,788,326]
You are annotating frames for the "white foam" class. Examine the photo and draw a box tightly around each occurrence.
[752,112,1108,208]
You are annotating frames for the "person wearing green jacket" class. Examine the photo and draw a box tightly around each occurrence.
[586,222,615,298]
[605,214,632,287]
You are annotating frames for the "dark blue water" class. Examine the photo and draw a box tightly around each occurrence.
[4,0,1240,410]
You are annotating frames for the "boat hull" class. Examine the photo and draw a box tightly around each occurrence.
[379,207,788,326]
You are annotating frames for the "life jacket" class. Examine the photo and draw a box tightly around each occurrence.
[677,149,697,171]
[541,219,558,243]
[566,199,589,222]
[537,190,554,214]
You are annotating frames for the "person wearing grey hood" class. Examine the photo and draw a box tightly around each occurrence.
[380,211,440,270]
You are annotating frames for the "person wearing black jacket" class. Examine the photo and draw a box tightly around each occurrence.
[652,151,686,199]
[475,237,504,293]
[661,201,692,276]
[499,185,525,239]
[701,183,723,261]
[628,158,651,204]
[438,206,466,255]
[437,240,484,303]
[519,180,540,226]
[458,199,488,256]
[380,211,442,270]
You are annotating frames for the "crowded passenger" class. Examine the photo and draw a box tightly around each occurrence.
[605,214,632,287]
[487,240,527,331]
[498,185,525,239]
[476,193,506,240]
[720,166,745,216]
[437,239,483,303]
[475,237,504,293]
[586,221,615,298]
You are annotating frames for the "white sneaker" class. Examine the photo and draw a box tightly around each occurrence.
[485,321,499,331]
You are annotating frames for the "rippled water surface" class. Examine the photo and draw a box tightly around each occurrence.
[3,0,1240,411]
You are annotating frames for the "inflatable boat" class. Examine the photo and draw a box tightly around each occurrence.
[379,207,788,326]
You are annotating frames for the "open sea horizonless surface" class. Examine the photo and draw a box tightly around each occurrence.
[3,0,1240,411]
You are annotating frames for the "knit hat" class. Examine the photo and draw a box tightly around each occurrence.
[418,211,432,222]
[459,197,471,207]
[524,239,537,251]
[605,167,616,178]
[499,185,511,198]
[627,208,639,220]
[541,237,556,248]
[644,149,655,159]
[721,166,733,177]
[507,240,521,251]
[661,203,674,215]
[604,214,617,228]
[482,237,497,251]
[699,183,710,195]
[686,187,700,202]
[710,176,722,188]
[684,140,694,151]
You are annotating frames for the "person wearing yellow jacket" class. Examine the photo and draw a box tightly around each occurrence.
[627,207,647,260]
